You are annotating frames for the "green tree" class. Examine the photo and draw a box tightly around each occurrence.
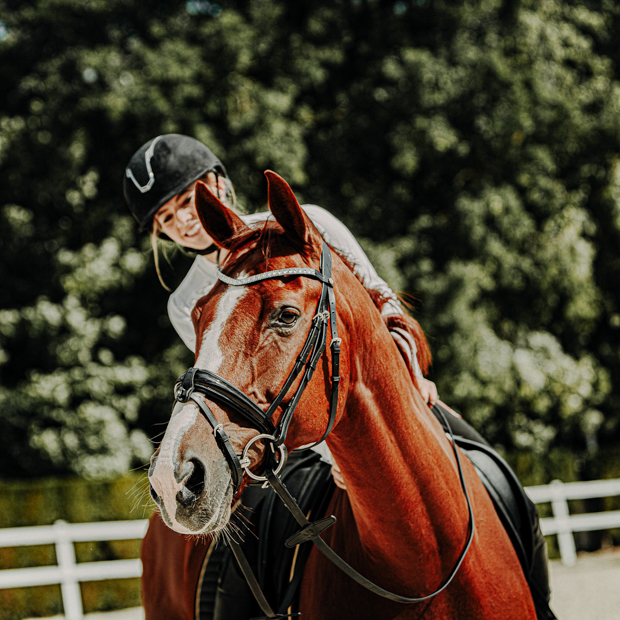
[294,0,620,479]
[2,0,620,483]
[0,0,336,477]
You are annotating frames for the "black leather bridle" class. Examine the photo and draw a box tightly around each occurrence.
[169,242,474,619]
[174,241,341,492]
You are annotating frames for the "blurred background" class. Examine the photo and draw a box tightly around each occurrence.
[1,0,620,616]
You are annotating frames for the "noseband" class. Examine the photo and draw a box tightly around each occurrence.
[168,241,474,617]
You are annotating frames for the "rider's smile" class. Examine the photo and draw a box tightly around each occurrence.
[154,173,227,251]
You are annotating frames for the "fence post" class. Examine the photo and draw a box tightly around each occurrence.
[549,480,577,566]
[54,520,84,620]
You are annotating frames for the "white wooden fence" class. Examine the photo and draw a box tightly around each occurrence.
[1,479,619,617]
[525,478,620,566]
[0,519,149,620]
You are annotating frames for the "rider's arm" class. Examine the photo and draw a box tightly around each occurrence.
[168,255,219,352]
[298,205,423,378]
[301,205,403,316]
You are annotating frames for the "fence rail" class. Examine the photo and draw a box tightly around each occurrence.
[525,478,620,566]
[1,479,619,617]
[0,519,149,620]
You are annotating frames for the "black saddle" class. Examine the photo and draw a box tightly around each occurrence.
[197,408,556,620]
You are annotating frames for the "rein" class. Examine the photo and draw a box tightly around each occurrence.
[171,242,474,617]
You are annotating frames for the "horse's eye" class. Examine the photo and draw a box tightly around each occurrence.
[277,309,299,326]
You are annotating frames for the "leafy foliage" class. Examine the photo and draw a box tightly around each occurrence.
[1,0,620,480]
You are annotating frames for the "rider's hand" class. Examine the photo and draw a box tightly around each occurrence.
[418,377,438,407]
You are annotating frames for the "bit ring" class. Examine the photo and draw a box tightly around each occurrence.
[240,434,286,481]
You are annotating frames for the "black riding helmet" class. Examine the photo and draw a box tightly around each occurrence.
[123,134,228,231]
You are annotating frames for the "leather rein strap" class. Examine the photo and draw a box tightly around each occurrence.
[266,404,475,606]
[171,243,474,616]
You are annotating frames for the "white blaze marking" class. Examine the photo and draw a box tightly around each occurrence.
[196,283,248,371]
[151,284,248,533]
[150,402,199,534]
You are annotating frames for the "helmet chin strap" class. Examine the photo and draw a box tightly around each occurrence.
[189,244,222,271]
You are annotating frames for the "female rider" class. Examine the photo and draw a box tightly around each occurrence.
[123,134,438,417]
[123,133,442,617]
[124,134,551,620]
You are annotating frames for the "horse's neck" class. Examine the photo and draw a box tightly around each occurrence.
[326,308,468,575]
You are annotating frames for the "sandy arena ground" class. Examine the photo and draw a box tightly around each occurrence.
[548,547,620,620]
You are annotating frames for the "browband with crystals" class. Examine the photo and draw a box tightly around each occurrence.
[217,267,331,287]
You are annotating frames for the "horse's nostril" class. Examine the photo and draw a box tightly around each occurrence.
[150,485,161,505]
[187,459,206,495]
[176,459,206,508]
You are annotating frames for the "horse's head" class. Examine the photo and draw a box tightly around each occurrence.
[149,171,354,535]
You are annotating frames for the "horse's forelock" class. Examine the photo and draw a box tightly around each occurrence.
[222,220,312,272]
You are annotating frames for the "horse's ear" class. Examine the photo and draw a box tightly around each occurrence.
[195,181,250,249]
[264,170,321,249]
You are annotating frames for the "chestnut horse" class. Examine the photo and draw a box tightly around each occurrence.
[145,171,537,619]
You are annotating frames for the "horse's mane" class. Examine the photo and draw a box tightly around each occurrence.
[365,289,432,383]
[222,219,431,384]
